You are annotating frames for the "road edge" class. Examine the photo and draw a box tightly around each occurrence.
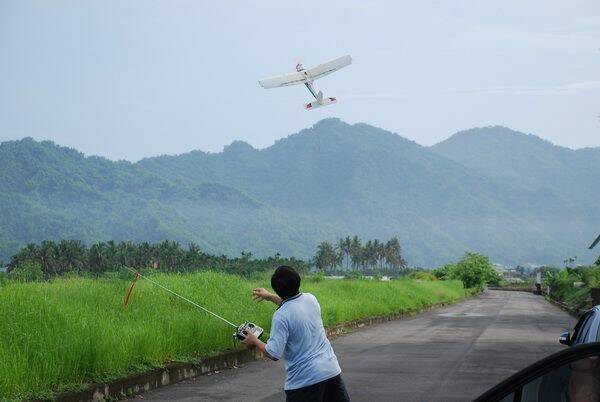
[52,300,460,402]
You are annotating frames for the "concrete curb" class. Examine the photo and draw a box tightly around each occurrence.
[51,301,453,401]
[487,286,534,292]
[545,297,584,319]
[52,348,262,402]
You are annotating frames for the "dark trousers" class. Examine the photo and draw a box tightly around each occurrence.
[285,374,350,402]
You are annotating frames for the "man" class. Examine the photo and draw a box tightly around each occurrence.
[242,265,350,402]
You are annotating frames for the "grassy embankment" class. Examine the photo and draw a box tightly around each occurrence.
[0,272,467,399]
[544,266,600,312]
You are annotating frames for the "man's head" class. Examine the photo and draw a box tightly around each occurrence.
[271,265,301,300]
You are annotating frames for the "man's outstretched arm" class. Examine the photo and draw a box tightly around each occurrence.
[253,287,282,306]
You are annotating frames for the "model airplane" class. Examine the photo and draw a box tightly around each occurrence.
[258,55,352,110]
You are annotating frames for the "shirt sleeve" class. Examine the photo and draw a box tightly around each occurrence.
[265,313,288,360]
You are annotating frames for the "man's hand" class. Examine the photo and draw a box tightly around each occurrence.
[253,288,282,306]
[241,330,259,349]
[252,287,273,302]
[241,330,277,361]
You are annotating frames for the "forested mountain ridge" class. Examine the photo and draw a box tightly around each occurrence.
[0,138,314,260]
[1,119,598,266]
[432,126,600,202]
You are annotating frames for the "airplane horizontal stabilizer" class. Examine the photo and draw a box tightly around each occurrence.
[304,97,337,110]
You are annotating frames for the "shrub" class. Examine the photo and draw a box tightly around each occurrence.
[9,260,43,282]
[544,266,600,310]
[409,271,437,281]
[446,253,501,291]
[432,264,452,279]
[344,271,363,280]
[305,272,325,283]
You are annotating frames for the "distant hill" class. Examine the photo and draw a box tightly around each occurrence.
[432,126,600,201]
[1,119,598,266]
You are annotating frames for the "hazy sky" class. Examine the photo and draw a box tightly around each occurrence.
[1,0,599,161]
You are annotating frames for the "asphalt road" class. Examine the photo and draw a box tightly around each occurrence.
[137,290,575,402]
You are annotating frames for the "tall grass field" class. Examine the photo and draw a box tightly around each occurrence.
[0,272,466,399]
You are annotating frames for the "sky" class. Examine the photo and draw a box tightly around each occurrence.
[1,0,599,161]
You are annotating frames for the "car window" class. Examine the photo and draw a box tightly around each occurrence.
[493,356,600,402]
[574,312,594,344]
[572,312,589,340]
[475,345,600,402]
[519,356,600,402]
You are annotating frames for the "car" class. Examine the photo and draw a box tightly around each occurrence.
[559,306,600,346]
[475,342,600,401]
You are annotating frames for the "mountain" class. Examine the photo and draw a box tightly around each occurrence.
[432,126,600,202]
[1,119,598,266]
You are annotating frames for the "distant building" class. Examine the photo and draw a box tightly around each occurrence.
[0,267,7,273]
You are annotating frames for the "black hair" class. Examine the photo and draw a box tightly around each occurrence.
[271,265,301,300]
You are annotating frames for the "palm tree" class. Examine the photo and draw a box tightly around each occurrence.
[349,236,362,271]
[88,242,108,276]
[384,237,406,272]
[363,240,378,270]
[315,241,337,273]
[39,240,57,278]
[338,237,351,271]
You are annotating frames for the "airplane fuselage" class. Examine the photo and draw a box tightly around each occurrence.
[296,65,321,102]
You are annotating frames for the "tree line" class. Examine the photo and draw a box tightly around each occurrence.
[314,236,406,273]
[5,236,407,280]
[6,239,309,279]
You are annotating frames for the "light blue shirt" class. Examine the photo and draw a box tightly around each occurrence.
[265,292,341,390]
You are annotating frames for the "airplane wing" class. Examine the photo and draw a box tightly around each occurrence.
[307,55,352,80]
[590,234,600,249]
[258,71,306,89]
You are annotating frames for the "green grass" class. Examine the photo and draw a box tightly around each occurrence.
[0,272,467,400]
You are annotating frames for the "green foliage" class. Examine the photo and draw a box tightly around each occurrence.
[432,264,452,279]
[0,272,466,399]
[304,272,325,283]
[314,241,339,272]
[314,236,406,274]
[8,240,310,279]
[544,266,600,310]
[443,253,501,290]
[408,271,437,281]
[343,271,364,280]
[9,260,43,282]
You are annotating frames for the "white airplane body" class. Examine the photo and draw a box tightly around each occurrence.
[258,55,352,110]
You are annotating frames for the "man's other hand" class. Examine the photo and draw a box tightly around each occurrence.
[253,287,273,303]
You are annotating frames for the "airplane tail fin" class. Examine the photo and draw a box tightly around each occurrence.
[304,96,337,110]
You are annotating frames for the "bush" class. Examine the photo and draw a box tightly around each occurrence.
[344,271,363,280]
[544,266,600,310]
[446,253,501,291]
[409,271,437,281]
[305,272,325,283]
[9,260,43,282]
[432,264,452,279]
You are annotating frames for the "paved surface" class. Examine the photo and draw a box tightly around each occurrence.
[137,291,575,402]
